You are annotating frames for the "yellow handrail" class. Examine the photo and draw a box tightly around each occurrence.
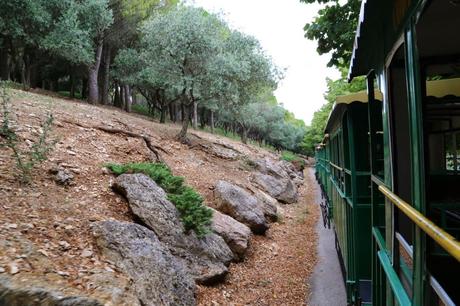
[379,185,460,262]
[329,162,343,171]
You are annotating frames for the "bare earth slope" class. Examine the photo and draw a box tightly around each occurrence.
[0,89,317,305]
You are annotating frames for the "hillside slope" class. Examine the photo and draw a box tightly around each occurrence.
[0,89,317,305]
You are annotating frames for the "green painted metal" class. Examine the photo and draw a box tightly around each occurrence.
[377,250,412,306]
[404,17,427,306]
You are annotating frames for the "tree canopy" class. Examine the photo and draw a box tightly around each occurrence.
[300,0,360,69]
[1,2,308,153]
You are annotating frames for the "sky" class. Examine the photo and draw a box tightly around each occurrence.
[189,0,340,125]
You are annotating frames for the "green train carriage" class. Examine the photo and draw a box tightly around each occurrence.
[315,0,460,304]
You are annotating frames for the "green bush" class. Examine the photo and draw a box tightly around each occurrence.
[105,162,212,237]
[281,151,306,169]
[0,83,56,183]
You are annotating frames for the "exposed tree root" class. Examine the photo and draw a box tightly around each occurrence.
[61,119,168,163]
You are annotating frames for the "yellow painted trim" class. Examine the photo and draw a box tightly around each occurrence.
[379,185,460,262]
[336,90,384,104]
[329,161,343,171]
[426,78,460,98]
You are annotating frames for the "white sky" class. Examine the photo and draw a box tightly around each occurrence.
[189,0,340,125]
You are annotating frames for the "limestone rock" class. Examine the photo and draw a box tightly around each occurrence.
[0,277,102,306]
[251,173,298,204]
[210,208,251,260]
[250,188,279,222]
[92,220,195,306]
[113,173,233,284]
[213,180,268,234]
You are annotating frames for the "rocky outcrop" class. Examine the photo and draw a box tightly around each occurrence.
[0,277,102,306]
[210,208,252,260]
[92,221,195,306]
[213,180,268,234]
[251,172,298,204]
[113,173,233,284]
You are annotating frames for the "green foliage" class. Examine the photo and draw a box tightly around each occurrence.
[105,162,213,237]
[42,0,113,66]
[0,84,56,183]
[300,0,361,69]
[281,151,305,167]
[301,72,366,155]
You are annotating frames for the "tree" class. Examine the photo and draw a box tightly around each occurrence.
[42,0,113,104]
[300,69,366,155]
[300,0,360,69]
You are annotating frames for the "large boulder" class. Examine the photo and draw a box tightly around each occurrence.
[0,277,102,306]
[213,180,268,234]
[113,173,233,284]
[251,172,298,204]
[253,158,290,179]
[250,187,279,222]
[92,221,195,306]
[210,208,252,260]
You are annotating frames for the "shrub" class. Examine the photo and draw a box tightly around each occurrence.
[281,151,306,168]
[0,83,56,183]
[105,162,213,237]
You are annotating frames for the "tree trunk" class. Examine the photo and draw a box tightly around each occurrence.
[241,128,248,144]
[70,73,75,98]
[169,103,175,122]
[101,44,111,105]
[181,103,185,122]
[114,84,121,107]
[177,103,190,142]
[192,100,198,129]
[124,84,131,112]
[87,40,104,104]
[200,108,206,129]
[0,39,10,81]
[210,111,215,134]
[160,105,167,123]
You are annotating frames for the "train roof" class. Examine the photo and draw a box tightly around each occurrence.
[324,78,460,134]
[348,0,423,81]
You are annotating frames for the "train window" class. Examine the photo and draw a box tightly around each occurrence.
[416,0,460,303]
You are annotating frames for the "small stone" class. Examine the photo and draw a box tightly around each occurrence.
[81,249,93,258]
[101,167,110,175]
[104,266,114,272]
[58,240,71,251]
[37,249,49,257]
[67,150,77,156]
[7,223,18,229]
[8,263,19,274]
[56,270,70,277]
[0,267,5,273]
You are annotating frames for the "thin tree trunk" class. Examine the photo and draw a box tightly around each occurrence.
[210,111,215,134]
[181,103,185,122]
[101,44,111,105]
[87,40,104,104]
[192,100,198,129]
[0,39,9,81]
[70,73,75,98]
[169,103,175,122]
[114,84,121,107]
[124,84,131,112]
[81,79,88,99]
[241,127,248,144]
[160,105,166,123]
[177,103,190,142]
